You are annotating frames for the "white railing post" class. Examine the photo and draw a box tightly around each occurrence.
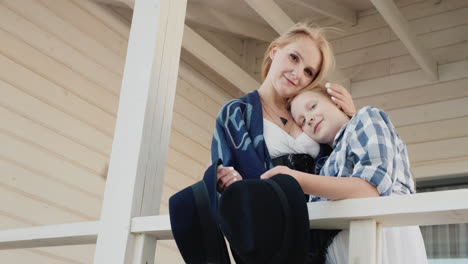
[376,223,383,264]
[92,0,187,263]
[348,219,378,264]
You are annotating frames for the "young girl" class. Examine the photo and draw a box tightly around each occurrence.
[261,85,428,264]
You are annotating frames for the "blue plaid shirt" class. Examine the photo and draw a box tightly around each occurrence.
[310,106,415,202]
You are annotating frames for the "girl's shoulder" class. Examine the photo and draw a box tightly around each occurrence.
[354,106,387,119]
[347,106,398,137]
[350,106,391,127]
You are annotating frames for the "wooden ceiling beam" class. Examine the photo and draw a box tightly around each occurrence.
[182,25,260,93]
[370,0,438,80]
[94,0,276,42]
[186,3,277,42]
[291,0,357,25]
[244,0,295,34]
[92,0,260,94]
[94,0,134,8]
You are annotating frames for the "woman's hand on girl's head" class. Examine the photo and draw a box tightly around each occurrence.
[217,166,243,192]
[325,82,356,117]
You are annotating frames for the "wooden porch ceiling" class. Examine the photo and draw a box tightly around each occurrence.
[100,0,360,40]
[95,0,439,94]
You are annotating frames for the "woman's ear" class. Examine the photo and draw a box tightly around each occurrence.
[269,45,279,60]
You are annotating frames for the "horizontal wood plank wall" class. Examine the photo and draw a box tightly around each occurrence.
[330,0,468,181]
[0,0,235,263]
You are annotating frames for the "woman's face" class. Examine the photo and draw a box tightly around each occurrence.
[267,36,322,99]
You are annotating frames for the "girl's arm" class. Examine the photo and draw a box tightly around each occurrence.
[261,166,379,200]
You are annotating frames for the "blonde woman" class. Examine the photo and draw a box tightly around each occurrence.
[211,22,356,263]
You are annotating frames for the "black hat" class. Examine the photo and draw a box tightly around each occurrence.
[169,159,231,264]
[219,174,310,264]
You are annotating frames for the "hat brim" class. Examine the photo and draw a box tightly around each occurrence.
[219,174,309,264]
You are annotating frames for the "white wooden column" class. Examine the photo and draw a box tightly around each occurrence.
[93,0,187,263]
[376,223,382,264]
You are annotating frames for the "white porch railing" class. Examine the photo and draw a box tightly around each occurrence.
[1,188,468,263]
[1,0,466,263]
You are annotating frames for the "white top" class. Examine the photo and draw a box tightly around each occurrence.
[263,118,320,159]
[326,226,428,264]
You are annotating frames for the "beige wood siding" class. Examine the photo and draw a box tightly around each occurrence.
[0,0,236,262]
[330,0,468,181]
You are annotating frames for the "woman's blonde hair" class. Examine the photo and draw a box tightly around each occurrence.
[261,22,335,90]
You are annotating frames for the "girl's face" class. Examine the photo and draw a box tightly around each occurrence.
[267,36,322,99]
[290,91,350,145]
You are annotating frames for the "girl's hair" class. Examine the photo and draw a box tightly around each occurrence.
[286,84,329,111]
[299,84,329,97]
[261,22,336,90]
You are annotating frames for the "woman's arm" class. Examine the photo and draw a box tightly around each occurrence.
[261,166,379,200]
[212,113,244,192]
[212,100,249,192]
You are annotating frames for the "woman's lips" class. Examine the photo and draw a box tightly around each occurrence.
[314,120,322,134]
